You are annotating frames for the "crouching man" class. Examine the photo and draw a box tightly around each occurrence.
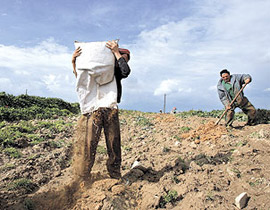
[217,69,256,127]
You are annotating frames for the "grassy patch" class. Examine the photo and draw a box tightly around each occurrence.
[0,119,74,148]
[231,168,241,178]
[235,140,248,147]
[122,145,132,151]
[3,147,21,158]
[23,199,35,210]
[175,109,248,121]
[179,126,191,133]
[159,190,179,208]
[97,145,107,154]
[27,154,39,160]
[135,116,154,127]
[28,134,45,145]
[0,121,7,129]
[205,191,214,201]
[0,163,16,172]
[174,135,181,141]
[162,147,170,153]
[0,92,80,122]
[49,140,64,148]
[249,178,264,187]
[8,178,37,193]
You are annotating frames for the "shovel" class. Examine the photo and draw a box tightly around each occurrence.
[215,83,247,125]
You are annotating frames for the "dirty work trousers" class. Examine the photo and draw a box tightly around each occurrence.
[73,107,121,179]
[226,97,256,126]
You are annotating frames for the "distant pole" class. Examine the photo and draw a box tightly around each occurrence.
[163,94,166,114]
[25,89,28,95]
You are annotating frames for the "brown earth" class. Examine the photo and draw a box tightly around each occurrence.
[1,112,270,210]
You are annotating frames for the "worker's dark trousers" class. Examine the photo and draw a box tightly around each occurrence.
[73,107,121,179]
[226,97,256,126]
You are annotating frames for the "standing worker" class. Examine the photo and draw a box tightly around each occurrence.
[72,40,131,180]
[217,69,256,127]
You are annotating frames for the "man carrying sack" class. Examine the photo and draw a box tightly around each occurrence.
[217,69,256,127]
[72,40,131,179]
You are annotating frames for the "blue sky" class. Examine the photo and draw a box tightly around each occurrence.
[0,0,270,112]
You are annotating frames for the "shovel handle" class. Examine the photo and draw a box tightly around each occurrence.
[215,83,247,125]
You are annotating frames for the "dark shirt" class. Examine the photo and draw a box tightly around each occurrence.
[114,57,131,103]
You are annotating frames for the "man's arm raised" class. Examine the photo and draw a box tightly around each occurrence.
[72,47,82,78]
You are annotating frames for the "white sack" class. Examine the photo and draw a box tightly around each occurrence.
[74,41,115,85]
[75,41,117,114]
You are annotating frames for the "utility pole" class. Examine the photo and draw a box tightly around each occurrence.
[25,89,28,95]
[163,94,166,114]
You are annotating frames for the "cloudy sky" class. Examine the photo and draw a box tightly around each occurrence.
[0,0,269,112]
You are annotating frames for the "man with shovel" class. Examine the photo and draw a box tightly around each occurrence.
[217,69,256,127]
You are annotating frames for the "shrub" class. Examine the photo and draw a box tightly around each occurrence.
[159,190,179,208]
[3,147,21,158]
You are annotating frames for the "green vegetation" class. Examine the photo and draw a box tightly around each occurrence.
[176,109,270,123]
[162,146,170,153]
[174,135,181,141]
[3,147,21,158]
[159,190,179,208]
[135,115,154,127]
[27,154,39,160]
[231,168,241,178]
[249,178,265,187]
[0,163,16,172]
[235,140,248,147]
[8,178,37,193]
[205,191,214,201]
[49,140,64,148]
[176,110,223,118]
[23,199,35,210]
[122,145,132,151]
[164,190,178,203]
[28,134,45,146]
[0,92,80,122]
[0,119,74,149]
[179,126,191,133]
[97,145,107,154]
[0,121,6,129]
[176,109,247,121]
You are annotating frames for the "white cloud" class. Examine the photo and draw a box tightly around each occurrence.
[179,88,193,93]
[264,88,270,92]
[0,38,76,101]
[126,0,270,110]
[208,85,217,91]
[154,79,180,96]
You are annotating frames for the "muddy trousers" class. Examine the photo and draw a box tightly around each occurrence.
[226,97,256,126]
[73,108,121,179]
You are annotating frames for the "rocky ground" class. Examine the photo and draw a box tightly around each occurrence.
[1,111,270,210]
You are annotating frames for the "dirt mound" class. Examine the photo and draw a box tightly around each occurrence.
[180,121,228,143]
